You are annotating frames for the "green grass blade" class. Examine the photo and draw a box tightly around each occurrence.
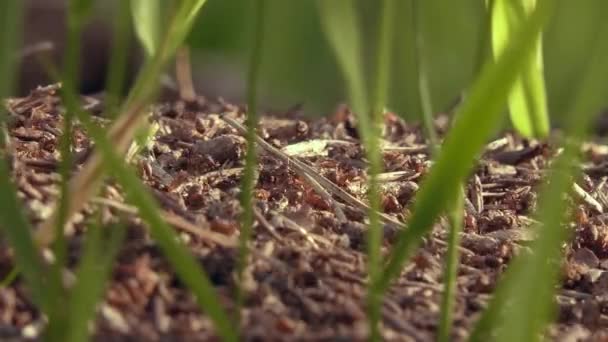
[36,0,209,247]
[236,0,266,328]
[105,0,133,116]
[0,0,49,312]
[69,110,238,342]
[130,0,162,57]
[410,4,464,340]
[0,268,18,288]
[469,12,608,341]
[438,190,463,342]
[411,0,439,151]
[490,0,549,138]
[126,0,207,104]
[375,0,554,294]
[366,0,395,340]
[45,1,95,339]
[315,0,370,127]
[0,164,48,310]
[162,0,208,62]
[66,219,125,342]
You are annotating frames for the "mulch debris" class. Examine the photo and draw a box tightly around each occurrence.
[2,84,608,340]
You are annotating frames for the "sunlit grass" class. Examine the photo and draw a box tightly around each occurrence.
[489,0,550,138]
[374,0,553,295]
[470,7,608,339]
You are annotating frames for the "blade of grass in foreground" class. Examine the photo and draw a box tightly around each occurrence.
[0,0,49,312]
[469,14,608,341]
[315,0,370,133]
[39,30,237,342]
[374,0,554,294]
[46,1,95,340]
[36,0,208,247]
[130,0,162,57]
[366,1,395,340]
[105,0,133,116]
[410,3,463,340]
[66,219,125,342]
[316,0,394,339]
[67,107,238,341]
[237,0,266,325]
[490,0,549,138]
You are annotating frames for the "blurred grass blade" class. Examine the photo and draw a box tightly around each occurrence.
[0,0,49,312]
[0,0,23,102]
[237,0,266,326]
[162,0,208,61]
[315,0,369,125]
[68,108,238,342]
[366,1,395,340]
[36,0,209,247]
[409,3,462,339]
[316,1,393,339]
[470,13,608,341]
[66,220,125,342]
[105,0,133,115]
[411,0,438,151]
[375,0,554,294]
[438,191,463,342]
[0,164,47,310]
[67,0,94,22]
[46,1,95,339]
[130,0,162,57]
[490,0,549,138]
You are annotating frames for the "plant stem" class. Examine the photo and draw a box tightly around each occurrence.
[438,191,463,342]
[105,0,132,118]
[411,1,438,152]
[47,1,89,339]
[236,0,266,329]
[367,0,395,340]
[411,3,464,341]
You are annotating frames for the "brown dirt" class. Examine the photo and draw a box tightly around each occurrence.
[2,84,608,341]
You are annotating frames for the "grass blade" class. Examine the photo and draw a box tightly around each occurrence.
[130,0,162,57]
[66,219,125,342]
[0,0,49,312]
[105,0,133,116]
[374,0,554,294]
[438,191,463,342]
[36,0,209,247]
[69,108,238,341]
[366,0,395,340]
[490,0,549,138]
[236,0,266,327]
[315,0,369,124]
[45,1,96,339]
[411,0,438,151]
[410,4,464,340]
[469,11,608,341]
[316,0,395,339]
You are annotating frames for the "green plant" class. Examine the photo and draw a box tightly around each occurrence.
[489,0,550,138]
[0,0,49,315]
[470,7,608,339]
[237,0,267,326]
[1,0,238,340]
[316,0,395,339]
[376,0,553,294]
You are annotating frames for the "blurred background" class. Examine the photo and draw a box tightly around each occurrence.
[19,0,608,124]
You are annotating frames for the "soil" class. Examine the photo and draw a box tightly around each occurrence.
[2,84,608,341]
